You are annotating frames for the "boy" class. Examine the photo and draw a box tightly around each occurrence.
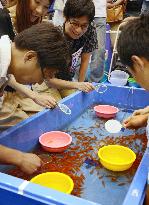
[0,22,71,174]
[35,0,96,101]
[117,14,149,129]
[89,0,106,82]
[52,0,98,82]
[53,0,105,82]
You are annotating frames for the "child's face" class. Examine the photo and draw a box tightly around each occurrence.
[64,16,89,39]
[29,0,49,22]
[129,56,149,90]
[10,50,57,85]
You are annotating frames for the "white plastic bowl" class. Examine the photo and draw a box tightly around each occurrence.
[109,77,128,86]
[110,70,129,78]
[109,70,129,86]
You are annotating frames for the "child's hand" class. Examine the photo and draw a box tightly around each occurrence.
[33,93,57,109]
[76,82,94,92]
[123,114,148,129]
[132,106,149,116]
[18,153,41,174]
[8,76,57,108]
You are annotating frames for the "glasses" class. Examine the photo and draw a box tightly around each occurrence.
[69,20,89,31]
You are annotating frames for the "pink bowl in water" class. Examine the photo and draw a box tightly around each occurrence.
[39,131,72,152]
[94,105,119,119]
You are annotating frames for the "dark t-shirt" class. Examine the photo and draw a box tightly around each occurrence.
[0,8,15,40]
[56,22,98,80]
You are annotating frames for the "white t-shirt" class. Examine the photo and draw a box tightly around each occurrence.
[0,1,3,8]
[53,0,65,26]
[54,0,66,10]
[93,0,107,18]
[0,35,11,107]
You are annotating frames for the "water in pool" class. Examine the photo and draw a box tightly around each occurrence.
[7,106,147,205]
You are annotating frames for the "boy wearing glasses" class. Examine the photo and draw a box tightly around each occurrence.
[57,0,98,82]
[41,0,96,100]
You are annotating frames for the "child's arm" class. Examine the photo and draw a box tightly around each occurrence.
[79,53,91,82]
[46,78,95,93]
[8,75,57,108]
[132,106,149,116]
[0,145,41,174]
[123,106,149,129]
[123,113,149,129]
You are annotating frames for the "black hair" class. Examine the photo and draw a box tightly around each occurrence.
[64,0,95,22]
[14,22,71,71]
[117,14,149,68]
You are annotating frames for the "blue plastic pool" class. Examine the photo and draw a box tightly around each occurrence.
[0,84,149,205]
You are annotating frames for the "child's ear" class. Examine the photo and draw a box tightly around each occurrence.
[24,51,37,63]
[42,68,49,79]
[131,55,144,72]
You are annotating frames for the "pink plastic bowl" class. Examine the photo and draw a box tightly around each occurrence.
[94,105,119,119]
[39,131,72,152]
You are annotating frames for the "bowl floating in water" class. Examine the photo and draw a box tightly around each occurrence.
[94,105,119,119]
[39,131,72,152]
[105,119,123,133]
[30,172,74,194]
[98,145,136,171]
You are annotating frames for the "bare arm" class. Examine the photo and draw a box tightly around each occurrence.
[46,78,95,92]
[123,113,149,129]
[0,145,41,174]
[8,75,37,100]
[0,145,23,165]
[132,106,149,116]
[47,78,79,89]
[8,75,57,108]
[79,53,91,82]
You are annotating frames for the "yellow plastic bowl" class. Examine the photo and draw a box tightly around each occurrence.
[98,145,136,171]
[30,172,74,194]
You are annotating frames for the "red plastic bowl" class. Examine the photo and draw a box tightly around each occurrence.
[94,105,119,119]
[39,131,72,152]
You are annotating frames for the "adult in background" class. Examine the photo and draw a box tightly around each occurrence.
[141,0,149,14]
[89,0,106,82]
